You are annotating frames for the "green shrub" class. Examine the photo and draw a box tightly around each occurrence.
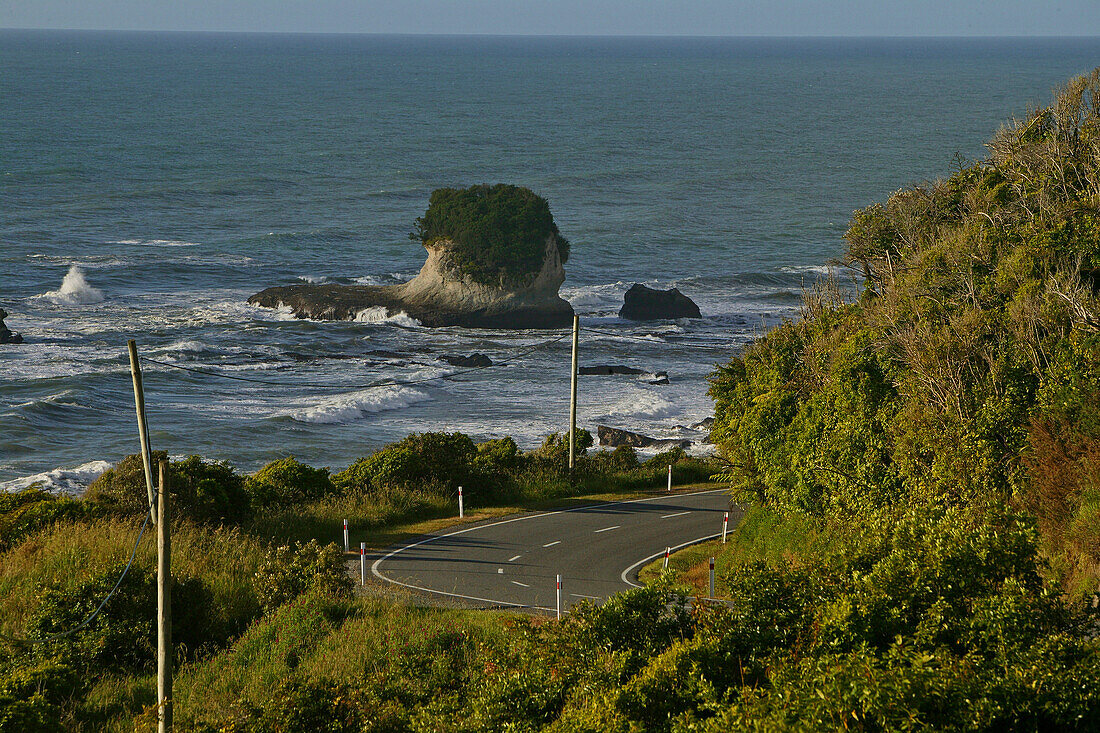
[26,563,222,670]
[254,540,352,611]
[0,661,79,733]
[334,432,477,495]
[86,453,250,524]
[245,457,335,509]
[410,184,570,286]
[0,488,100,551]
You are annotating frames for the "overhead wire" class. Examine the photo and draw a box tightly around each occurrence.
[0,511,150,646]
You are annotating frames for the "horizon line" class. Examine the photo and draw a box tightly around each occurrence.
[3,27,1100,40]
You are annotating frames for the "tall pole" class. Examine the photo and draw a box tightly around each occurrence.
[157,459,172,732]
[128,340,157,522]
[568,314,579,474]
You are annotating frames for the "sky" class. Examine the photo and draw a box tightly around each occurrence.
[0,0,1096,37]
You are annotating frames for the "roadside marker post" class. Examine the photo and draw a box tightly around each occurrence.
[156,460,172,733]
[722,511,729,543]
[556,575,562,619]
[458,486,464,518]
[708,557,715,599]
[667,465,672,492]
[360,543,366,586]
[663,546,670,570]
[343,519,349,553]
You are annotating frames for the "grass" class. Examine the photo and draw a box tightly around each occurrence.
[638,504,836,597]
[0,518,267,640]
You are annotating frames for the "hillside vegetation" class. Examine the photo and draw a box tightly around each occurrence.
[410,184,570,286]
[5,72,1100,732]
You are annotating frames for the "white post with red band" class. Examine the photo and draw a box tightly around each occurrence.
[343,519,349,553]
[708,557,715,599]
[458,486,464,518]
[360,542,366,586]
[722,511,729,543]
[556,574,562,619]
[667,464,672,492]
[663,546,671,570]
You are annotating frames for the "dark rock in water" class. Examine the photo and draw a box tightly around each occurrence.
[579,364,647,376]
[647,374,670,385]
[619,283,702,321]
[440,353,493,368]
[597,425,691,450]
[691,417,714,431]
[0,308,23,344]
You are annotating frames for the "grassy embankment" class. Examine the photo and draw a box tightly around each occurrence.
[0,431,715,731]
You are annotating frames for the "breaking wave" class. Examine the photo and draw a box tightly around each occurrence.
[39,266,105,305]
[281,386,431,424]
[0,460,112,496]
[354,306,421,327]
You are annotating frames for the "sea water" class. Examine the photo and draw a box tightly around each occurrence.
[3,32,1099,491]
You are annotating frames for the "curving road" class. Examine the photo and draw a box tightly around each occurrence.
[372,489,733,613]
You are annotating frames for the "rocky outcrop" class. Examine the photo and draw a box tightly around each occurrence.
[580,364,668,384]
[597,425,691,450]
[440,353,493,368]
[579,365,647,376]
[619,283,701,321]
[249,235,574,329]
[0,309,23,344]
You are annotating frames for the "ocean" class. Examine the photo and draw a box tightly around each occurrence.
[2,31,1099,492]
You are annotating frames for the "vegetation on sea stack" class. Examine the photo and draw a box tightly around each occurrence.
[410,184,570,286]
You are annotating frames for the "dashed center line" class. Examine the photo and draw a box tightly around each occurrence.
[543,540,561,548]
[508,554,522,562]
[661,511,690,519]
[510,580,530,588]
[594,525,621,533]
[570,593,600,600]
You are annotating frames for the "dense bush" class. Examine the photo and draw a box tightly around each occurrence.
[254,540,352,611]
[335,432,477,496]
[85,453,250,524]
[0,488,100,551]
[708,68,1100,594]
[410,184,570,285]
[245,457,335,509]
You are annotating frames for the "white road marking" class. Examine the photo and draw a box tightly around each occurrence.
[508,554,522,562]
[620,533,723,588]
[543,540,561,548]
[570,593,600,600]
[511,580,530,588]
[661,511,690,519]
[497,568,504,574]
[594,525,621,533]
[371,488,728,613]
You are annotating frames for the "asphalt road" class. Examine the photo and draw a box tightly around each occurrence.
[371,489,733,613]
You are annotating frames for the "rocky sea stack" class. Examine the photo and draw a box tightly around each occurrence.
[0,308,23,344]
[619,283,701,320]
[249,185,574,329]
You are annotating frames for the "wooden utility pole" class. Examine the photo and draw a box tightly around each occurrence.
[127,340,157,522]
[157,459,172,732]
[568,314,579,474]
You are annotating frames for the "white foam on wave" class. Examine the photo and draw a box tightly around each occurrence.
[298,275,330,284]
[0,460,112,496]
[115,239,200,247]
[779,264,833,276]
[281,386,431,424]
[354,306,421,327]
[38,266,105,305]
[598,391,678,420]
